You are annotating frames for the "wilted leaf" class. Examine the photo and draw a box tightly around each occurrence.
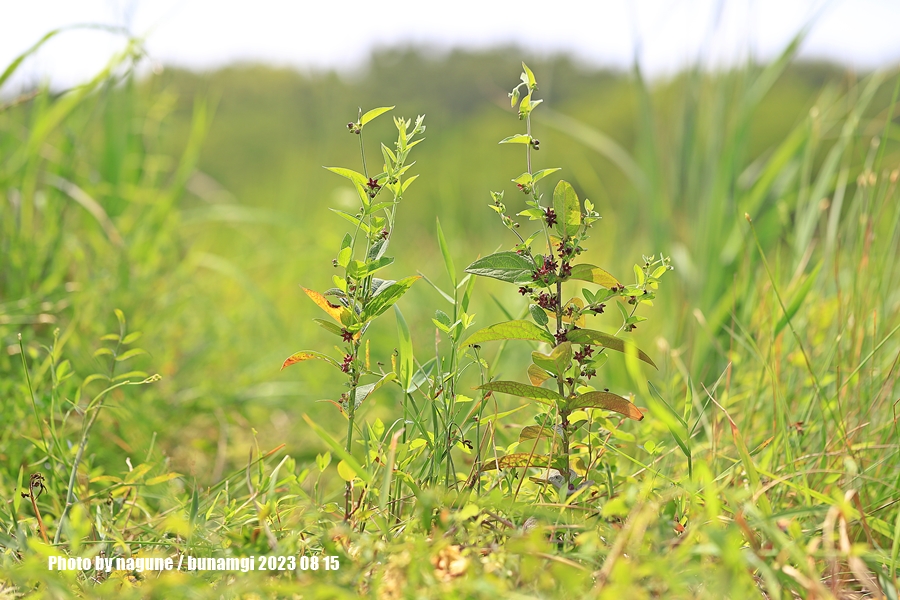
[461,320,554,347]
[464,251,534,283]
[281,351,341,371]
[569,391,643,420]
[477,380,564,406]
[568,264,620,288]
[565,328,657,369]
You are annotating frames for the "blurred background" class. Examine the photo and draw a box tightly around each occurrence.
[2,0,899,482]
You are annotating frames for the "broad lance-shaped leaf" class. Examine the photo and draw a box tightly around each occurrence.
[565,328,657,369]
[462,320,554,347]
[281,351,341,370]
[359,106,394,127]
[480,453,567,472]
[552,180,581,237]
[568,264,620,288]
[363,276,420,320]
[325,166,368,187]
[477,381,564,406]
[464,251,535,283]
[302,287,345,323]
[569,391,644,421]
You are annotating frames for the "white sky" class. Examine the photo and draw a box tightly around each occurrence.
[2,0,899,91]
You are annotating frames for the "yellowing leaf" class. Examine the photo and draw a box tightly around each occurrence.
[301,287,345,322]
[568,264,620,288]
[527,364,551,386]
[569,391,644,421]
[565,328,657,369]
[146,473,182,486]
[281,350,341,370]
[336,460,357,482]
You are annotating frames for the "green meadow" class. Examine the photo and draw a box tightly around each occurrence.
[2,32,900,598]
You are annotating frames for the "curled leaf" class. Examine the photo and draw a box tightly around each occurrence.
[281,351,341,371]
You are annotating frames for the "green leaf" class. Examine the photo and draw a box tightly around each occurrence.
[360,106,394,127]
[477,380,564,406]
[510,87,520,108]
[531,341,572,377]
[464,251,534,283]
[348,256,394,279]
[569,391,643,420]
[461,320,554,347]
[394,306,414,393]
[313,318,344,337]
[775,261,822,336]
[532,168,560,184]
[367,237,388,261]
[326,166,368,188]
[350,373,396,408]
[436,218,456,287]
[363,276,420,320]
[566,328,657,369]
[552,180,581,237]
[522,62,537,89]
[302,414,372,484]
[634,264,645,285]
[568,264,620,288]
[499,134,532,145]
[115,348,147,362]
[330,208,370,234]
[432,309,454,333]
[281,351,341,371]
[529,304,549,326]
[338,236,355,268]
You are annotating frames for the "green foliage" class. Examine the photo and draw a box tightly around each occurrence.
[463,63,671,493]
[2,31,900,600]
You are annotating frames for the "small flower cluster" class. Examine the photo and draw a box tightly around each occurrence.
[544,207,557,227]
[532,256,558,285]
[346,122,361,134]
[340,354,353,373]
